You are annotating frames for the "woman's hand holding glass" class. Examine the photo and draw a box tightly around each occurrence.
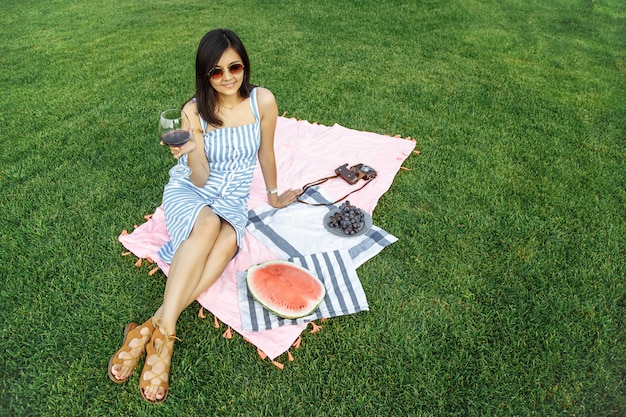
[159,109,193,179]
[165,138,196,160]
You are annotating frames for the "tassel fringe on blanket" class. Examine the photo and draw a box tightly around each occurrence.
[197,306,326,369]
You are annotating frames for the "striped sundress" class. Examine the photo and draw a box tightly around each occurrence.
[157,88,261,264]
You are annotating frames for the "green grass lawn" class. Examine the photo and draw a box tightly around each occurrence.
[1,0,624,416]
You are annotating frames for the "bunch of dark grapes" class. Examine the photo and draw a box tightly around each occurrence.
[327,201,365,235]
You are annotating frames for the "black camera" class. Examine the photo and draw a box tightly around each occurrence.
[351,164,377,180]
[335,163,377,185]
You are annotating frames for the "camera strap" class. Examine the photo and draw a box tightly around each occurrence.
[296,176,374,206]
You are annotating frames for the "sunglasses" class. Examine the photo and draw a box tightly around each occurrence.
[208,63,244,80]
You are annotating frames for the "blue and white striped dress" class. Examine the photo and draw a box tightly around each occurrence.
[157,88,261,264]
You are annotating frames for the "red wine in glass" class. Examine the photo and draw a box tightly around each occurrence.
[158,109,192,179]
[161,129,191,146]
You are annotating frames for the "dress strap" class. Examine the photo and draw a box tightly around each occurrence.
[193,98,208,134]
[249,88,260,123]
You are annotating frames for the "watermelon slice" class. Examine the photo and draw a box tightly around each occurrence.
[246,260,326,319]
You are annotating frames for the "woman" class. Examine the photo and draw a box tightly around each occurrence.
[107,29,301,403]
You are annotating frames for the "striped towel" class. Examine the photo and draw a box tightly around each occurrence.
[240,187,397,332]
[246,187,398,268]
[238,250,367,332]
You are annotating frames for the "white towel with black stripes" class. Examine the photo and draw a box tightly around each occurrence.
[246,186,397,268]
[239,186,397,332]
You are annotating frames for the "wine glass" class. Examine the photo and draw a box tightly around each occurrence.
[158,109,192,179]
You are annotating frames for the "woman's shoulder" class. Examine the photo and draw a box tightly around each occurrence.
[253,87,277,117]
[254,87,276,106]
[182,98,198,114]
[182,99,203,132]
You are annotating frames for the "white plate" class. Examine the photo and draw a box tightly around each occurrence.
[323,208,373,237]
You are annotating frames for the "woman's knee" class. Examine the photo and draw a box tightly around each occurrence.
[220,223,239,256]
[190,208,221,240]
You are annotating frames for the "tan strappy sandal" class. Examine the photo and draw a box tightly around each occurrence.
[139,325,180,403]
[107,318,155,384]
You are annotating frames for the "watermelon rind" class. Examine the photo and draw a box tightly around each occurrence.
[246,260,326,319]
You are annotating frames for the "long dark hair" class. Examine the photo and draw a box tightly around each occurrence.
[194,29,253,127]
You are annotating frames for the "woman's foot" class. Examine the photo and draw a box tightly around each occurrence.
[107,318,155,383]
[139,325,179,403]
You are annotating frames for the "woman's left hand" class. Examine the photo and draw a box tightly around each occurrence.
[271,188,302,209]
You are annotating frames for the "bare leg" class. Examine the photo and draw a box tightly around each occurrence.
[187,219,238,302]
[151,219,237,322]
[141,208,238,401]
[160,207,223,327]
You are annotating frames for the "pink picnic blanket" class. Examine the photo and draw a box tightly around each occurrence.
[118,116,416,360]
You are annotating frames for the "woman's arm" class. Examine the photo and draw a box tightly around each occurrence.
[168,100,210,187]
[256,88,301,208]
